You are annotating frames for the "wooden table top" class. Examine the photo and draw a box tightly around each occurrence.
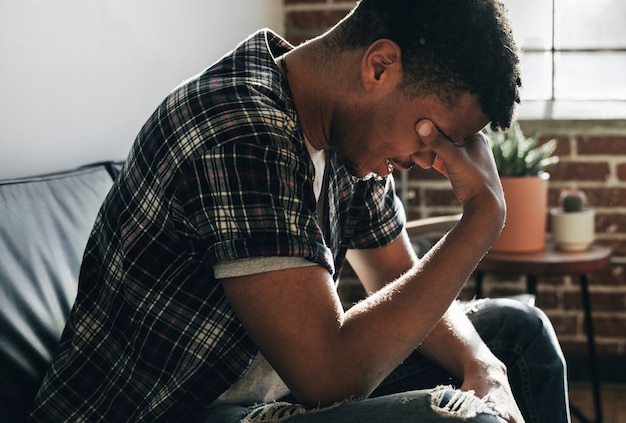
[476,243,612,276]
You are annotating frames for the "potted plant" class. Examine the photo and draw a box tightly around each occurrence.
[484,122,559,253]
[550,190,595,251]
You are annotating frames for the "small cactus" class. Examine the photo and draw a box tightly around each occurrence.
[560,190,587,213]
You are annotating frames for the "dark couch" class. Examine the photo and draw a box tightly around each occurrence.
[0,162,122,422]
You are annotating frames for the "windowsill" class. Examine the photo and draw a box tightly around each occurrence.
[516,101,626,135]
[518,100,626,122]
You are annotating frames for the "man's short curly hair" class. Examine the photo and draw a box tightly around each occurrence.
[326,0,522,130]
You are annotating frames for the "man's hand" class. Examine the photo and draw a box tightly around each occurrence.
[416,119,505,226]
[462,358,525,423]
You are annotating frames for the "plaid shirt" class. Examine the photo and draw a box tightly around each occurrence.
[29,30,404,422]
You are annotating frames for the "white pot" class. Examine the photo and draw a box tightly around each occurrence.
[550,208,595,252]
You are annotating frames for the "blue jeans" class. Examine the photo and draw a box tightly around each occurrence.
[191,298,570,423]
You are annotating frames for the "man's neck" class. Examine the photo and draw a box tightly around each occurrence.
[277,40,339,152]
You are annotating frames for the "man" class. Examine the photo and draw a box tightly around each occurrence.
[30,0,570,422]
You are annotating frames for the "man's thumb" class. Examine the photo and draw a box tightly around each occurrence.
[416,119,443,149]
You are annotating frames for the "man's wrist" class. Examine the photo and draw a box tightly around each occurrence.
[461,352,509,395]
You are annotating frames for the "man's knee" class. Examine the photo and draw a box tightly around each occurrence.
[467,298,566,372]
[468,298,554,344]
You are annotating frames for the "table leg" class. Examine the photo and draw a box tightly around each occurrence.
[525,275,538,297]
[580,274,603,423]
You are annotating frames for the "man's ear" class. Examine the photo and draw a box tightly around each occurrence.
[361,39,402,89]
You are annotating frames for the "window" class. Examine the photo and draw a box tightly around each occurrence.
[503,0,626,101]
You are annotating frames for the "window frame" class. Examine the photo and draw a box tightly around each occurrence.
[510,0,626,120]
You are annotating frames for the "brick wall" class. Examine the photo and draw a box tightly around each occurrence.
[283,0,626,370]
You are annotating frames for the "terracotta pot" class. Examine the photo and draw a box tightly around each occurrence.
[491,173,549,253]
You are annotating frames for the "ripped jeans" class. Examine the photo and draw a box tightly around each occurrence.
[191,298,571,423]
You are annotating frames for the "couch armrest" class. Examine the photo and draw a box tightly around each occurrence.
[0,163,117,422]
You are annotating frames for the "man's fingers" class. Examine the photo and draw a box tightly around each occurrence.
[416,119,444,149]
[416,119,460,177]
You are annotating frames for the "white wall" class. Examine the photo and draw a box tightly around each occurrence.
[0,0,284,179]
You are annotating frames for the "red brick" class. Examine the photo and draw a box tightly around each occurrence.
[603,240,626,261]
[586,269,616,287]
[559,268,615,290]
[409,167,447,181]
[559,340,588,354]
[577,136,626,155]
[605,265,626,287]
[536,290,559,309]
[548,161,610,182]
[489,286,526,298]
[424,189,459,207]
[583,187,626,208]
[588,263,614,280]
[548,188,563,207]
[536,275,567,288]
[596,213,626,234]
[563,292,626,312]
[617,162,626,181]
[594,316,626,338]
[562,292,584,311]
[286,10,348,30]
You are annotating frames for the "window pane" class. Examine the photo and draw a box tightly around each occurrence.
[519,52,553,100]
[502,0,553,50]
[556,0,626,49]
[555,52,626,100]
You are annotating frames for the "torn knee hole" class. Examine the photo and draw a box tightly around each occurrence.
[430,386,498,419]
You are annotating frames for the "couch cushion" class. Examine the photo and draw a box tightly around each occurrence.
[0,164,116,422]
